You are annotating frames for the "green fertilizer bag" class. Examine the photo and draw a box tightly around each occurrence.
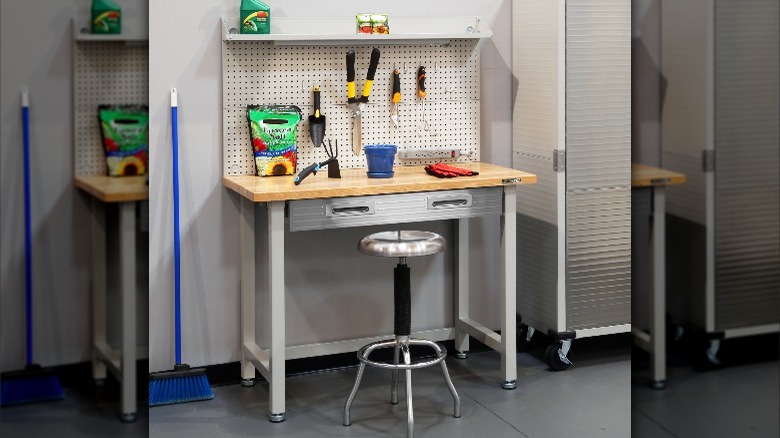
[98,105,149,176]
[247,105,301,176]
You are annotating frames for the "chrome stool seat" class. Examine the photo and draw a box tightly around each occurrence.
[344,230,461,438]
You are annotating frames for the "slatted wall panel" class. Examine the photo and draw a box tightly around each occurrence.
[512,0,562,331]
[660,0,711,225]
[660,0,711,327]
[565,0,631,329]
[714,0,780,329]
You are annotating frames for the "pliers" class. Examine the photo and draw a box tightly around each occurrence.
[347,48,381,155]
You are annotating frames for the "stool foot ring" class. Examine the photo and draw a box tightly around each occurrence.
[345,337,460,436]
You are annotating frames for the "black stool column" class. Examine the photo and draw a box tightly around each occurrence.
[392,259,410,405]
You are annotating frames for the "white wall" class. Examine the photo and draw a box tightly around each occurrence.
[148,0,514,371]
[0,0,149,371]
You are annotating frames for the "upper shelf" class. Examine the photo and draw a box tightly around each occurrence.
[72,17,148,42]
[221,16,492,45]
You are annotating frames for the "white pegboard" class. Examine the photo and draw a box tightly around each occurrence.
[73,41,149,176]
[222,40,481,176]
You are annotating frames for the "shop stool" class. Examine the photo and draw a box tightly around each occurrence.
[343,230,461,438]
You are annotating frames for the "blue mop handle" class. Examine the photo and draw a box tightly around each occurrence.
[171,89,182,365]
[22,89,32,366]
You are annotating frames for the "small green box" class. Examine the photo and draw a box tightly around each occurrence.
[91,0,121,34]
[240,0,271,34]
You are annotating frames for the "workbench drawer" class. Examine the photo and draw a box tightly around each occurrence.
[288,187,503,231]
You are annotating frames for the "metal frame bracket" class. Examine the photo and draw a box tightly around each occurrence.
[553,149,565,172]
[702,150,715,172]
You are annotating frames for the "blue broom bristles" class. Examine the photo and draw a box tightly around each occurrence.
[148,365,214,407]
[1,370,64,407]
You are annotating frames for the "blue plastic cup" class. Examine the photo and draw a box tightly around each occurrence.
[364,144,397,178]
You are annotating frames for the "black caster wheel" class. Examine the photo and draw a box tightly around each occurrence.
[517,323,534,352]
[545,343,571,371]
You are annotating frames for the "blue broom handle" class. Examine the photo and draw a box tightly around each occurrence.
[172,98,182,366]
[23,93,32,366]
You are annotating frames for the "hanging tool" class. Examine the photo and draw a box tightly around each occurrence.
[295,139,340,185]
[347,48,381,155]
[417,66,426,99]
[308,86,326,147]
[390,68,401,128]
[417,66,430,133]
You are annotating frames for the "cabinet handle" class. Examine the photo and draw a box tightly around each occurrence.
[331,206,371,214]
[431,199,468,208]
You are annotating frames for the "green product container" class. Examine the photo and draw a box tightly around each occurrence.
[91,0,121,34]
[240,0,271,34]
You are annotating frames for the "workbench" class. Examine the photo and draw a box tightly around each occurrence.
[74,175,148,422]
[223,162,536,422]
[630,163,686,389]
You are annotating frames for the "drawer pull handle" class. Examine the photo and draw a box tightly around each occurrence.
[332,206,371,214]
[431,199,468,208]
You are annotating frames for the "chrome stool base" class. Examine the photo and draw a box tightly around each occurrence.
[343,335,461,437]
[346,231,459,438]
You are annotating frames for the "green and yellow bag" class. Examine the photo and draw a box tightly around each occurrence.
[247,105,302,176]
[98,105,149,176]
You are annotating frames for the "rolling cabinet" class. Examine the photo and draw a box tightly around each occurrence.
[71,17,149,422]
[512,0,632,370]
[660,0,779,364]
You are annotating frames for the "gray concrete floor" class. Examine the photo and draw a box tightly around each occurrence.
[149,339,632,438]
[0,384,149,437]
[632,354,779,437]
[3,335,776,437]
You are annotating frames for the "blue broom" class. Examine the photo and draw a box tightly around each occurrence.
[148,88,214,406]
[1,89,65,407]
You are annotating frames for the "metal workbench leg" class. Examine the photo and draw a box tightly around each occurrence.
[119,201,137,422]
[501,187,517,389]
[454,218,469,359]
[240,197,256,387]
[650,187,666,389]
[268,201,286,422]
[90,198,107,385]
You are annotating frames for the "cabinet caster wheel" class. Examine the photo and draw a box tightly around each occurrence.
[545,343,572,371]
[650,380,666,390]
[241,378,255,387]
[269,412,285,422]
[119,412,138,423]
[702,339,722,368]
[456,351,468,359]
[516,323,534,352]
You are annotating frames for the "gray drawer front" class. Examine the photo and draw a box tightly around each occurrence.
[289,188,503,231]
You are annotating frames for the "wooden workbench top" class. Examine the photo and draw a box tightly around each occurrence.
[631,163,686,188]
[223,162,537,203]
[74,175,149,202]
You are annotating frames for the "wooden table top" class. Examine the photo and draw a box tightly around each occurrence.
[223,162,537,203]
[631,163,686,188]
[74,175,149,202]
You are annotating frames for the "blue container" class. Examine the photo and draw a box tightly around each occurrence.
[364,144,397,178]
